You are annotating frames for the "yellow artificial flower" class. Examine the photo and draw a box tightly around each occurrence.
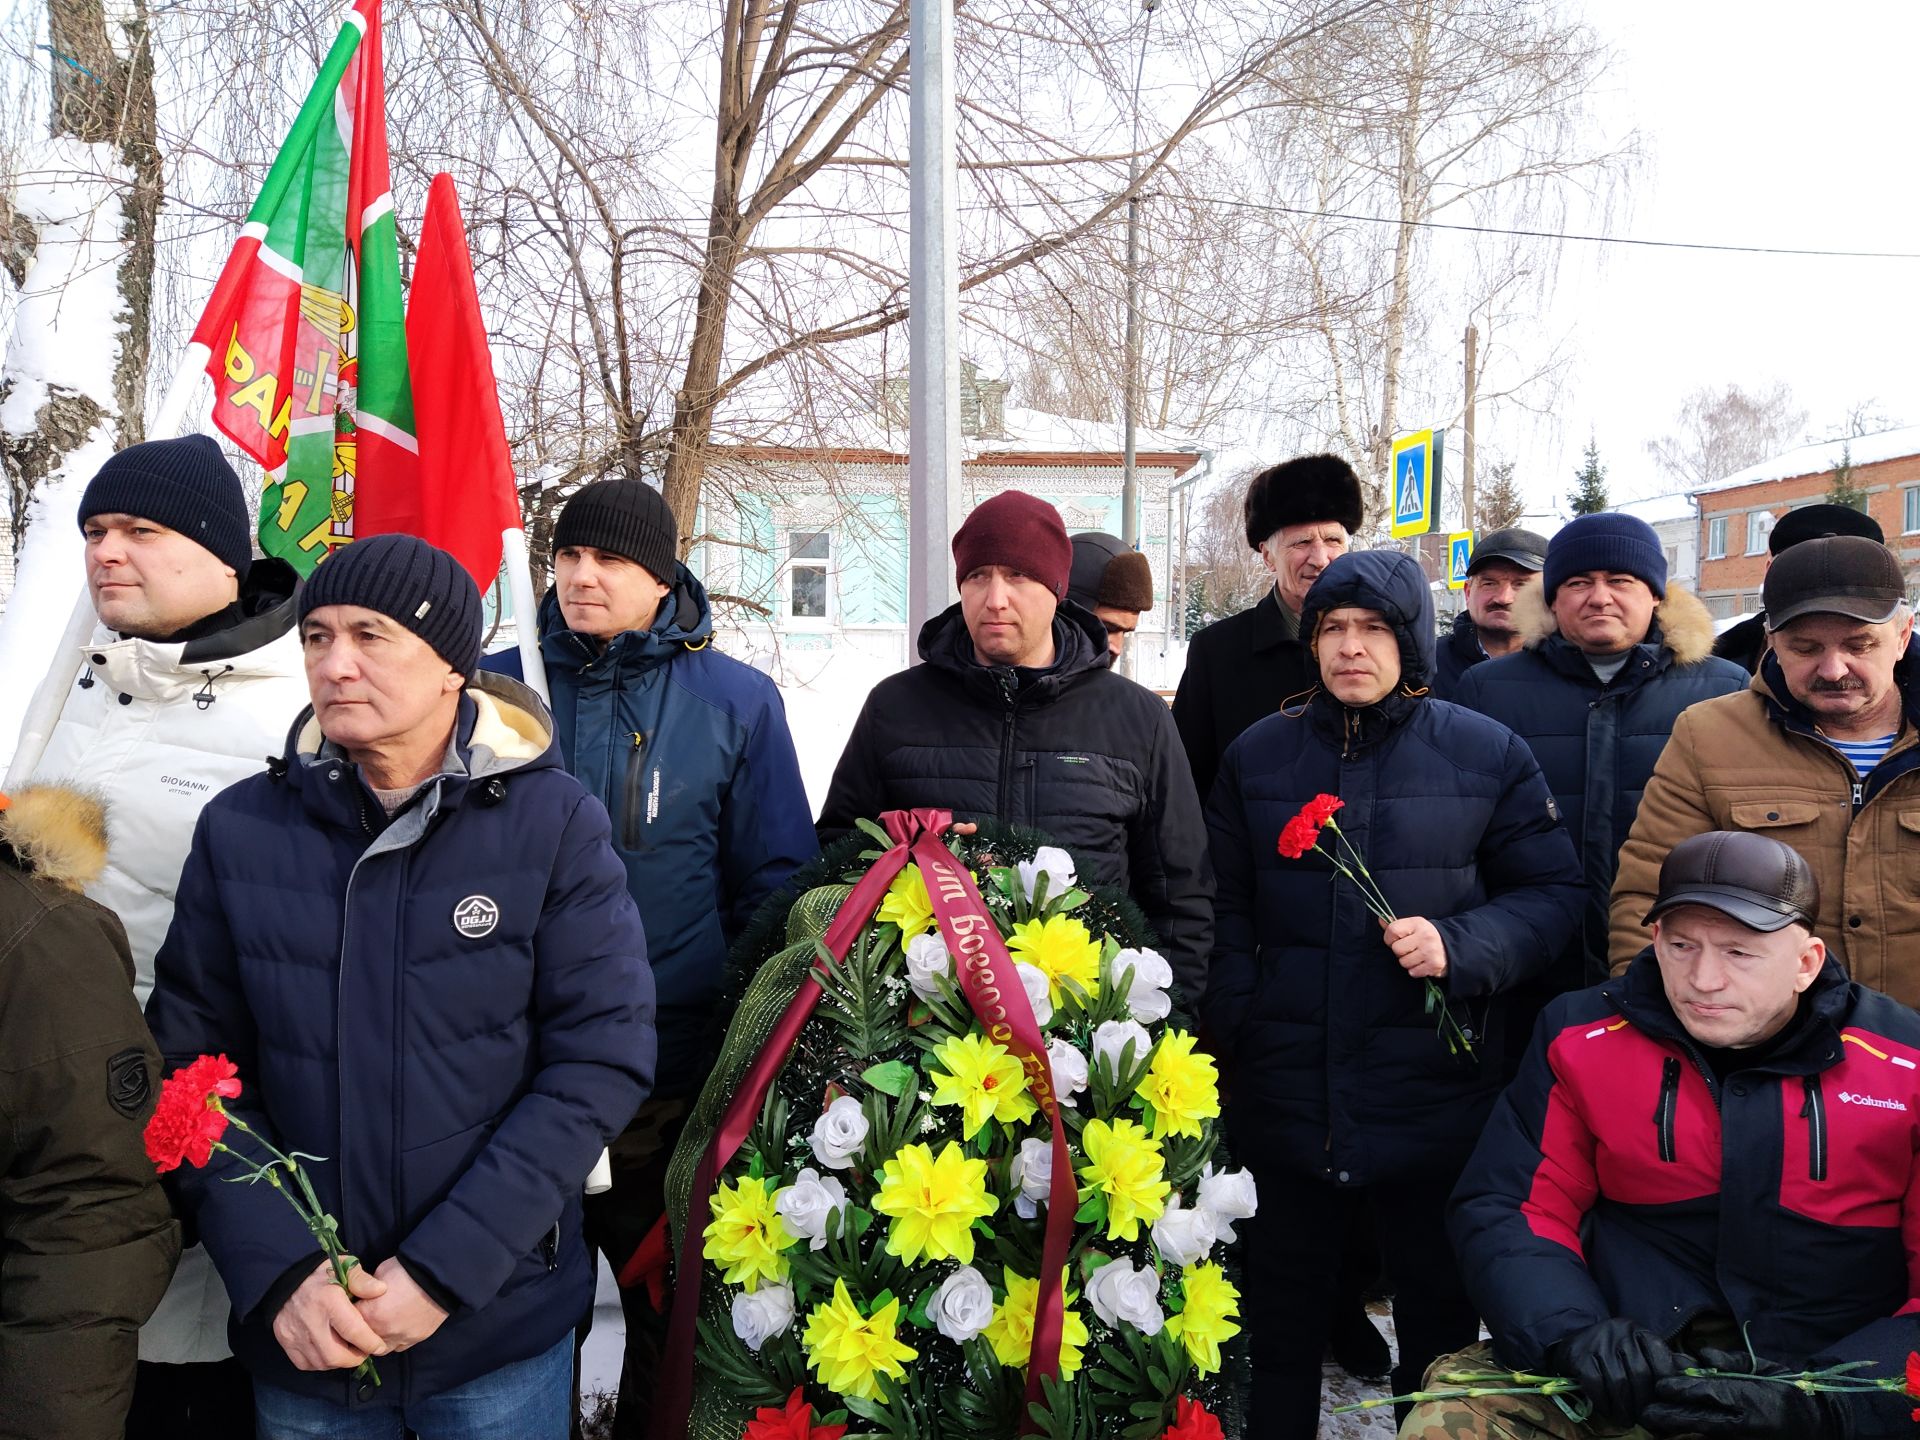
[872,1140,999,1265]
[701,1174,794,1292]
[1077,1117,1171,1241]
[1136,1030,1221,1140]
[1005,915,1101,1005]
[802,1278,918,1402]
[876,864,937,938]
[980,1268,1089,1377]
[1164,1261,1241,1375]
[929,1032,1037,1137]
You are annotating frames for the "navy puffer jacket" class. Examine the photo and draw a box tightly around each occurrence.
[487,569,816,1095]
[145,674,655,1408]
[1450,583,1747,986]
[1203,550,1581,1186]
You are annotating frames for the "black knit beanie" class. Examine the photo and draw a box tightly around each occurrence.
[297,533,483,677]
[78,434,252,574]
[552,478,678,581]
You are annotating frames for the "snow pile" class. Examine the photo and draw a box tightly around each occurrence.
[1698,424,1920,495]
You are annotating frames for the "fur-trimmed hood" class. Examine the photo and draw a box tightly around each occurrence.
[0,785,109,892]
[1510,581,1718,665]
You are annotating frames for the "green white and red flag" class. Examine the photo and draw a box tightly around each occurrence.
[187,0,414,575]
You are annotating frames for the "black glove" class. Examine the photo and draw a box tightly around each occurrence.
[1548,1318,1682,1427]
[1641,1349,1854,1440]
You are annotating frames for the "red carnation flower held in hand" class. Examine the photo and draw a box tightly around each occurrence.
[144,1053,241,1171]
[1303,794,1344,827]
[1162,1395,1224,1440]
[741,1387,847,1440]
[1906,1350,1920,1419]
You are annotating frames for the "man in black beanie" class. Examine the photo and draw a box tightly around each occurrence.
[12,433,311,1437]
[484,477,815,1438]
[146,531,655,1437]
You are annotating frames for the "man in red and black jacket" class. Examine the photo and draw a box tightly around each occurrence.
[1422,830,1920,1440]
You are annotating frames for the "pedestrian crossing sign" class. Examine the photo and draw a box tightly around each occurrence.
[1448,531,1474,590]
[1390,429,1444,539]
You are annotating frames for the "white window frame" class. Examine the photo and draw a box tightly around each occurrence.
[1746,510,1773,555]
[1705,515,1727,560]
[783,529,832,628]
[1904,486,1920,536]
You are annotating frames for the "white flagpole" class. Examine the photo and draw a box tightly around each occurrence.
[501,524,549,704]
[5,347,213,789]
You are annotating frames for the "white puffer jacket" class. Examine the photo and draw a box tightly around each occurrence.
[23,561,309,1364]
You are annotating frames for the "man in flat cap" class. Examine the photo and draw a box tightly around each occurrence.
[1612,534,1920,1003]
[1712,503,1885,675]
[1431,526,1549,700]
[1173,453,1364,803]
[1422,830,1920,1440]
[1067,531,1155,663]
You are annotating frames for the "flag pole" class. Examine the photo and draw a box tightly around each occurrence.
[5,345,213,788]
[501,525,548,704]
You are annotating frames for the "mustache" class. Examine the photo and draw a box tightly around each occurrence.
[1807,676,1866,694]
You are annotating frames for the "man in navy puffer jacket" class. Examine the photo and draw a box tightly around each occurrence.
[1204,548,1581,1436]
[147,535,655,1438]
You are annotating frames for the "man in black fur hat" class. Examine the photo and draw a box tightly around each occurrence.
[1173,453,1365,803]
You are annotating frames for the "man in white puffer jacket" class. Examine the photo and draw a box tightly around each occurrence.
[16,434,308,1438]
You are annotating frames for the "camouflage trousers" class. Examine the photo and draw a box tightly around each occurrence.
[1398,1343,1699,1440]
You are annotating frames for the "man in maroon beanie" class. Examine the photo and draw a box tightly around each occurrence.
[818,491,1213,1001]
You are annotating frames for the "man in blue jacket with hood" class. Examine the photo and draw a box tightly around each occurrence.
[1204,548,1581,1436]
[490,477,815,1434]
[147,534,656,1438]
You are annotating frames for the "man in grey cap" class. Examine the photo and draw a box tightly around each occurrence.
[1711,503,1886,674]
[1426,829,1920,1440]
[1067,531,1155,662]
[1612,534,1920,1003]
[1432,526,1549,699]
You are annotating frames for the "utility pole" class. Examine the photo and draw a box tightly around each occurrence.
[907,0,961,657]
[1120,0,1156,554]
[1462,321,1478,532]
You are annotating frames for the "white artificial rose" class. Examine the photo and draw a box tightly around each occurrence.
[1046,1037,1089,1106]
[930,1265,995,1343]
[773,1167,848,1251]
[904,932,955,1001]
[1085,1258,1165,1336]
[1109,947,1174,1024]
[1017,846,1078,906]
[809,1094,869,1170]
[730,1281,795,1352]
[1014,961,1054,1026]
[1092,1019,1155,1080]
[1196,1164,1259,1241]
[1151,1192,1219,1267]
[1010,1136,1054,1220]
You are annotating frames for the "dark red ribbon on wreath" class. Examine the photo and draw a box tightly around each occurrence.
[650,808,1076,1440]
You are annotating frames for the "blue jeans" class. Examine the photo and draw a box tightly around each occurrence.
[254,1336,573,1439]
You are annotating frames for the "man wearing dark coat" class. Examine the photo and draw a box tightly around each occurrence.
[1173,453,1363,804]
[1710,503,1884,674]
[1431,526,1548,700]
[1204,549,1581,1436]
[818,491,1213,1002]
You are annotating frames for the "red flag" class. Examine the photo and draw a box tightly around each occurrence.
[360,172,520,586]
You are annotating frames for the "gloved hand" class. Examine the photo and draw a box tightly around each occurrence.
[1548,1318,1682,1427]
[1640,1347,1855,1440]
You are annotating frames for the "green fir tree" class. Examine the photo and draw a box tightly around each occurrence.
[1826,441,1868,510]
[1569,438,1609,515]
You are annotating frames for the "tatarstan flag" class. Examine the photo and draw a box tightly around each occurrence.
[187,0,414,575]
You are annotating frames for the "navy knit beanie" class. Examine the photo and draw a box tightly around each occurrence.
[1543,513,1668,600]
[297,534,483,677]
[552,478,678,581]
[78,434,252,574]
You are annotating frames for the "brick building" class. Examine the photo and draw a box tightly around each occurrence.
[1692,426,1920,620]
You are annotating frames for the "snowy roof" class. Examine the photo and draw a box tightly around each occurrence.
[1695,425,1920,496]
[1615,492,1697,525]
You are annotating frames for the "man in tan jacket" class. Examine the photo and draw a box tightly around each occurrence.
[1610,535,1920,1002]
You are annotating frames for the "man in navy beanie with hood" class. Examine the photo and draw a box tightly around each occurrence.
[1453,513,1746,1002]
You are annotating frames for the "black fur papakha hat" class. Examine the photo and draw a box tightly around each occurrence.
[1243,453,1365,551]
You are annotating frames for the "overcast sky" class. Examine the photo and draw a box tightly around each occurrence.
[1504,0,1920,512]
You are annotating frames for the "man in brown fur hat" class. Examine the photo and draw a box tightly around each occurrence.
[1067,531,1155,662]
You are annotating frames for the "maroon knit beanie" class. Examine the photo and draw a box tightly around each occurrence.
[952,492,1073,598]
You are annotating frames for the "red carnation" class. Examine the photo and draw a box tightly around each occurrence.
[1162,1396,1224,1440]
[741,1387,847,1440]
[1277,814,1318,860]
[1906,1350,1920,1419]
[1304,793,1344,827]
[144,1054,241,1173]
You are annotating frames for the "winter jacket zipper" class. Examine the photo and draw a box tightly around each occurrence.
[995,672,1018,820]
[1801,1075,1828,1181]
[1654,1056,1680,1162]
[622,731,646,849]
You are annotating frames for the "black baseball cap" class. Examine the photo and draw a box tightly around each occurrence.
[1644,831,1819,934]
[1762,534,1906,631]
[1769,503,1883,555]
[1468,527,1548,575]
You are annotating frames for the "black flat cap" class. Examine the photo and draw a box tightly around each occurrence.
[1468,526,1548,574]
[1763,534,1906,631]
[1644,830,1819,934]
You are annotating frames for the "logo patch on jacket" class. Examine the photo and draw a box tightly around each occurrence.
[107,1047,151,1118]
[453,895,501,939]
